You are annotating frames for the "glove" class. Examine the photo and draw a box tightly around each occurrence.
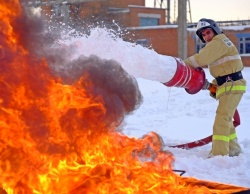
[203,79,217,99]
[208,83,217,93]
[209,91,216,99]
[208,83,217,99]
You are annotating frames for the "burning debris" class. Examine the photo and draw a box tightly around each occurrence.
[0,1,249,193]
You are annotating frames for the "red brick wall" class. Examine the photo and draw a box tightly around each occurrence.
[130,27,178,56]
[40,5,52,20]
[127,26,250,66]
[241,56,250,67]
[77,2,102,18]
[108,0,145,7]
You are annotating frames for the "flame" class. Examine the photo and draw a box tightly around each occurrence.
[0,1,248,194]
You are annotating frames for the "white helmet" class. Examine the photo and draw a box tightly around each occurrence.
[196,18,223,43]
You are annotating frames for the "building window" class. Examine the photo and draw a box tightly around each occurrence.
[236,33,250,54]
[52,4,69,18]
[195,37,206,53]
[52,4,62,17]
[138,13,160,27]
[139,17,159,27]
[136,39,149,47]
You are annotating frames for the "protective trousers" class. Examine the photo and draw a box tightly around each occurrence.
[210,93,243,157]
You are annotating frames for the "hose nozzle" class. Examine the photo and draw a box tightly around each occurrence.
[164,58,206,94]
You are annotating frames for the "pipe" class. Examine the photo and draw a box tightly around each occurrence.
[164,58,206,94]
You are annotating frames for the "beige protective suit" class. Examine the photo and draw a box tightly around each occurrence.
[184,33,246,157]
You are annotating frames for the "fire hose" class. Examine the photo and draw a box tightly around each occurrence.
[169,109,240,149]
[161,58,241,149]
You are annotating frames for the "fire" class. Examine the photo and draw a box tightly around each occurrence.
[0,1,248,194]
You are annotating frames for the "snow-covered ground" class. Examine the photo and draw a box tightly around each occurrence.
[123,69,250,188]
[58,28,250,188]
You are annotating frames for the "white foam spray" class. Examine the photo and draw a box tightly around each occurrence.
[54,28,177,83]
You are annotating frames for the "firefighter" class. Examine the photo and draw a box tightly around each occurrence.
[184,18,247,157]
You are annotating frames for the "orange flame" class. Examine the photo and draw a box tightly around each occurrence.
[0,1,248,194]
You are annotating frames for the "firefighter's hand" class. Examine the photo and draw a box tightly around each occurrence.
[210,92,216,99]
[208,83,217,99]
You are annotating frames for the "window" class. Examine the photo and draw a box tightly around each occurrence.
[52,4,69,18]
[139,17,159,27]
[138,13,160,27]
[52,4,62,17]
[195,37,205,53]
[236,33,250,54]
[136,39,149,47]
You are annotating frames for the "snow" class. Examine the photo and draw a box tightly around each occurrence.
[57,28,250,188]
[123,71,250,188]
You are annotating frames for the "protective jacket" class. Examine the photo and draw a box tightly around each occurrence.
[184,33,246,156]
[184,34,246,99]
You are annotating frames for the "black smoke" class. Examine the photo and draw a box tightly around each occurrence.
[69,54,142,127]
[13,6,143,129]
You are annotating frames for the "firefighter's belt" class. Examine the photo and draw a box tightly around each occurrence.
[216,71,243,86]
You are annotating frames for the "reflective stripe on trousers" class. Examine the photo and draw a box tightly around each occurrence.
[210,93,243,156]
[216,85,246,98]
[213,133,237,142]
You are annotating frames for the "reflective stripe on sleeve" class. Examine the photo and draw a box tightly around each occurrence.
[189,56,200,68]
[209,55,241,68]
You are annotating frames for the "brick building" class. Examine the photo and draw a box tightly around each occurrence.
[127,25,250,66]
[22,0,250,66]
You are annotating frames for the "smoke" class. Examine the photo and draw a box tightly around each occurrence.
[12,6,143,129]
[12,7,57,57]
[47,53,142,131]
[75,54,142,118]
